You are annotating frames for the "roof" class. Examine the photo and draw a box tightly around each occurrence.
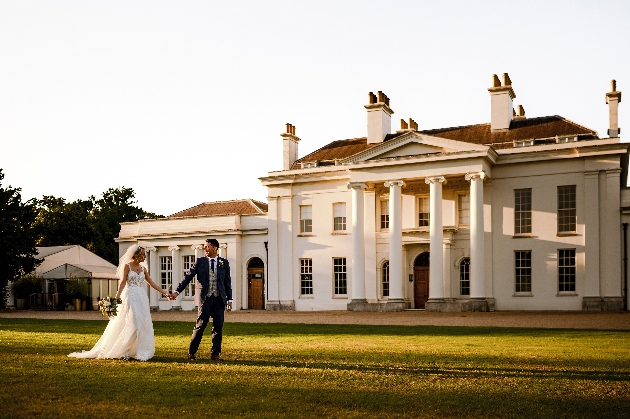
[291,116,598,167]
[33,245,117,279]
[169,199,268,218]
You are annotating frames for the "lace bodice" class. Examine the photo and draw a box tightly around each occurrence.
[127,266,145,287]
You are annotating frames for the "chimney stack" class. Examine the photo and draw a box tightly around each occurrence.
[281,123,300,170]
[365,91,394,144]
[397,118,418,133]
[606,79,622,137]
[514,104,526,120]
[487,72,516,132]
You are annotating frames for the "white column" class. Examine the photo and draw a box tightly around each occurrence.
[466,171,486,299]
[147,246,159,310]
[605,169,622,300]
[426,176,446,300]
[443,240,453,299]
[364,190,377,300]
[267,197,280,305]
[348,182,367,302]
[385,180,405,302]
[219,243,228,259]
[584,171,600,298]
[169,245,181,310]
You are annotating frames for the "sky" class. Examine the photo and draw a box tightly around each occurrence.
[1,0,629,216]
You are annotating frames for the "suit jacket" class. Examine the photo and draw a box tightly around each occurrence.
[176,256,232,307]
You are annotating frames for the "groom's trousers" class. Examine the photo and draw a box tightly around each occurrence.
[189,295,225,356]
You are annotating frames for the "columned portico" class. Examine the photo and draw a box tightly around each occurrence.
[147,246,159,311]
[347,182,369,311]
[466,171,489,311]
[385,180,407,311]
[169,245,182,310]
[425,176,446,311]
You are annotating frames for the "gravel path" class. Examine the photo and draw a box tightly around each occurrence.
[2,309,629,330]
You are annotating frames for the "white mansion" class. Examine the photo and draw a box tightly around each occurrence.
[117,74,628,312]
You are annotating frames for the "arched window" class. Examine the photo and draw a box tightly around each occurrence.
[460,258,470,296]
[382,261,390,297]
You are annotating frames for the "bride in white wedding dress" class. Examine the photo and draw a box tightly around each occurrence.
[69,245,168,361]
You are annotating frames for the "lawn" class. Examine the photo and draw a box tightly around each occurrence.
[0,318,628,418]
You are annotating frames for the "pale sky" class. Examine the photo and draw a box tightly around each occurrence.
[1,0,628,216]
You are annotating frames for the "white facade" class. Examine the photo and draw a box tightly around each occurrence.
[118,75,628,312]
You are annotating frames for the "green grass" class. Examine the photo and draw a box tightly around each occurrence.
[1,319,629,418]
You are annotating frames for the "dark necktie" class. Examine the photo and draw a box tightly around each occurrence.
[211,258,215,273]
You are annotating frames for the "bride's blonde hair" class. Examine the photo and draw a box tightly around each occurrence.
[115,244,148,279]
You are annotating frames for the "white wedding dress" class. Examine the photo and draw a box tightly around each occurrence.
[68,267,155,361]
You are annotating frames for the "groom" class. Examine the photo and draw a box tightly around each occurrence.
[169,238,233,361]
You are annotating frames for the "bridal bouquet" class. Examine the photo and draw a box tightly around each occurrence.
[98,296,122,318]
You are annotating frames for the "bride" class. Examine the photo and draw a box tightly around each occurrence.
[69,245,168,361]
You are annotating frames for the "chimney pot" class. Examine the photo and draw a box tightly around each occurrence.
[492,74,501,87]
[612,79,617,92]
[400,119,408,130]
[503,73,512,86]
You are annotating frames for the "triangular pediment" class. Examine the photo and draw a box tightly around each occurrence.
[341,131,489,164]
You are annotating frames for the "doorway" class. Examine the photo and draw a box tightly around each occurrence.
[414,252,430,309]
[247,257,265,309]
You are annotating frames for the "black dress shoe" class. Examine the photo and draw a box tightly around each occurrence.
[187,353,197,361]
[211,354,223,361]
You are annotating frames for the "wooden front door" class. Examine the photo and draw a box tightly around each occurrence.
[414,267,429,309]
[247,268,264,309]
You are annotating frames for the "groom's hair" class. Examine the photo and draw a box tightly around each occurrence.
[206,238,220,248]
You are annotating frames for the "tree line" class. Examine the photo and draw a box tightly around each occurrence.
[0,168,161,308]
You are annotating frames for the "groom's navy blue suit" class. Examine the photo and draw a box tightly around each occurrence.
[176,256,232,357]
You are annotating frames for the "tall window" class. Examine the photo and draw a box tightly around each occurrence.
[558,249,576,292]
[380,200,389,229]
[458,194,470,225]
[182,255,196,298]
[418,197,430,227]
[300,259,313,295]
[558,185,576,233]
[515,189,532,235]
[300,205,313,233]
[333,258,347,295]
[460,258,470,295]
[159,256,172,293]
[515,251,532,293]
[333,203,346,231]
[382,261,390,297]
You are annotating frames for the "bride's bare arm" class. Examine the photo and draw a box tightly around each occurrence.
[115,265,129,300]
[144,267,168,296]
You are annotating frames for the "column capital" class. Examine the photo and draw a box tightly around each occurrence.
[465,171,487,182]
[191,244,203,251]
[425,176,446,185]
[168,245,180,252]
[384,180,405,188]
[606,168,623,177]
[220,244,228,249]
[347,182,367,190]
[145,246,157,253]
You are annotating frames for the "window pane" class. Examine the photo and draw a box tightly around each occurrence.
[182,255,196,297]
[333,258,347,295]
[460,258,470,295]
[558,186,576,233]
[558,249,576,292]
[458,195,470,225]
[300,205,313,233]
[333,203,346,231]
[160,256,173,293]
[515,189,532,234]
[300,259,313,295]
[418,197,430,227]
[515,251,532,293]
[382,261,389,297]
[380,200,389,229]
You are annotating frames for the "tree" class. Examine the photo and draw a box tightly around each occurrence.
[34,196,93,247]
[90,187,161,265]
[0,169,42,308]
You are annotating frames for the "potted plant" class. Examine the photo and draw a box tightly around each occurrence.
[66,277,89,311]
[11,275,43,309]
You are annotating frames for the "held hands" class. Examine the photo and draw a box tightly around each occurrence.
[226,301,233,312]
